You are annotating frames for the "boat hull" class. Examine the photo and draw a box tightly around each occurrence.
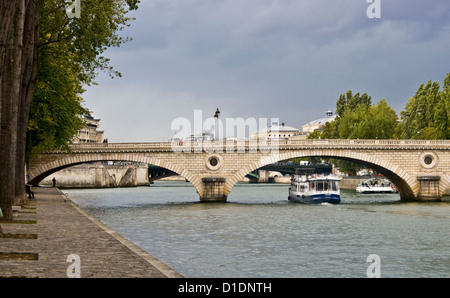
[289,193,340,204]
[356,187,396,194]
[356,189,395,194]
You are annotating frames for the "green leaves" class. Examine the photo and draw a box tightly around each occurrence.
[319,72,450,142]
[27,46,88,157]
[27,0,139,157]
[399,73,450,140]
[305,74,450,175]
[338,98,398,139]
[39,0,138,85]
[308,91,398,175]
[336,90,372,118]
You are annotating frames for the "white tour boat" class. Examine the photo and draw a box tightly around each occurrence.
[356,177,397,194]
[288,174,341,204]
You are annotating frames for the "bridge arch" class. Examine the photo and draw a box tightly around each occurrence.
[28,153,203,195]
[227,150,417,201]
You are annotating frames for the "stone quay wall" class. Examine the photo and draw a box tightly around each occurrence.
[40,163,149,188]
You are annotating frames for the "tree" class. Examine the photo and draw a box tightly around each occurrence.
[308,91,398,175]
[306,129,322,140]
[338,104,371,139]
[339,99,398,139]
[398,74,450,140]
[1,0,39,221]
[372,99,399,139]
[320,120,339,139]
[440,73,450,139]
[26,44,89,159]
[0,0,140,221]
[336,90,372,119]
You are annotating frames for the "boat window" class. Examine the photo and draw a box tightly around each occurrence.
[331,181,337,191]
[317,182,323,191]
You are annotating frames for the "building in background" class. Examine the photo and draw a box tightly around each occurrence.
[251,121,300,141]
[301,110,337,134]
[73,109,105,143]
[288,110,338,141]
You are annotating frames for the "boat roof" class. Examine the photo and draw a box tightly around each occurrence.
[293,175,340,181]
[362,177,390,182]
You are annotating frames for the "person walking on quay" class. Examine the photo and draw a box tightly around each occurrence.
[52,177,57,187]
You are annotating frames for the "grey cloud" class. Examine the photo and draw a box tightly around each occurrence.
[83,0,450,142]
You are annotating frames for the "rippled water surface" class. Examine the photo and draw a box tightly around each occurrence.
[66,181,450,278]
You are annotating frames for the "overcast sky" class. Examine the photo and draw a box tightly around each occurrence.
[82,0,450,142]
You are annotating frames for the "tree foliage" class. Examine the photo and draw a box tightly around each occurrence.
[398,74,450,140]
[338,99,398,139]
[310,90,398,141]
[40,0,138,85]
[27,0,140,158]
[306,74,450,175]
[26,45,88,158]
[308,91,399,175]
[336,90,372,118]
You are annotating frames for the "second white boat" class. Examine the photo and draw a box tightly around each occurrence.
[356,177,397,194]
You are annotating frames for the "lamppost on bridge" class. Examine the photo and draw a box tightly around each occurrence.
[417,107,422,140]
[214,108,220,141]
[405,111,410,139]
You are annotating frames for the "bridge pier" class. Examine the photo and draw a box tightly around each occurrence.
[416,175,441,202]
[200,177,227,202]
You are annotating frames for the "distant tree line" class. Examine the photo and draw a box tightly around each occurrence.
[307,73,450,175]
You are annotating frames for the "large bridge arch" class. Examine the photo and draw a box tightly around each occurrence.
[28,153,203,195]
[227,150,416,201]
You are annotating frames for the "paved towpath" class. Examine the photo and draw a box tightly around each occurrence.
[0,187,183,278]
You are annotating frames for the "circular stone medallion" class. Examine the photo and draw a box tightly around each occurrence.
[205,154,223,171]
[419,151,438,169]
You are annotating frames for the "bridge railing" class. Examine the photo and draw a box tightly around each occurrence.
[283,139,450,146]
[67,139,450,151]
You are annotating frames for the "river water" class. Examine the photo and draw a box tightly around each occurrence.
[65,181,450,278]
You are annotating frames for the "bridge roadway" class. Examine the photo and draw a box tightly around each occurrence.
[28,139,450,202]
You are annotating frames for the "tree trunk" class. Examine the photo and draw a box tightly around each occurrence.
[9,0,26,206]
[0,60,16,221]
[0,26,15,221]
[0,0,38,220]
[0,0,20,220]
[15,0,39,204]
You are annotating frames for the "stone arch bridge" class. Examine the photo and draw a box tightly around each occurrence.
[28,139,450,202]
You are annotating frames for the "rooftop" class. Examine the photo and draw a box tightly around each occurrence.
[303,110,338,126]
[258,122,300,133]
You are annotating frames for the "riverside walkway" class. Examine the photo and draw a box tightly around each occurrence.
[0,187,183,278]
